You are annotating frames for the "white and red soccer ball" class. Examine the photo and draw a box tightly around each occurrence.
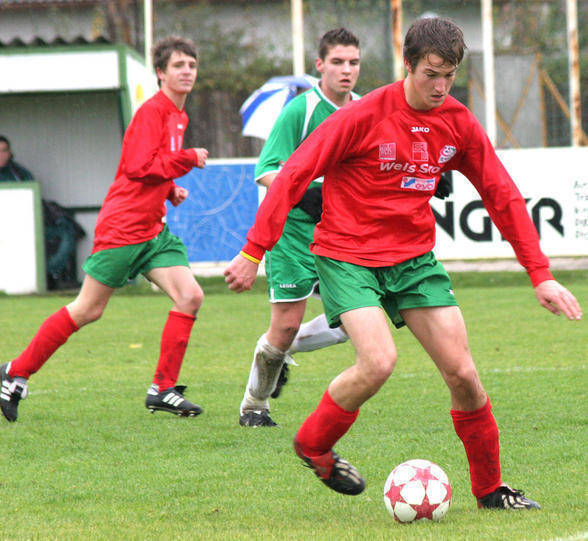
[383,459,452,523]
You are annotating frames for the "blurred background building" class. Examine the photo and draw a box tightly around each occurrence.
[0,0,586,292]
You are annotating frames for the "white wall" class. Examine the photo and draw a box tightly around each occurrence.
[0,91,123,269]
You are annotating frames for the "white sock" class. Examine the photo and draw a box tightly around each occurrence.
[288,314,348,354]
[240,334,286,414]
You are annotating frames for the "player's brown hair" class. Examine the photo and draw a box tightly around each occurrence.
[152,36,198,87]
[403,17,465,70]
[318,28,360,60]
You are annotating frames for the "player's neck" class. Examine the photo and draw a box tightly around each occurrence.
[161,87,188,111]
[319,81,351,108]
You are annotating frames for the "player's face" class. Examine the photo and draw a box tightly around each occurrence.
[404,53,457,111]
[157,51,198,96]
[316,44,360,103]
[0,142,11,168]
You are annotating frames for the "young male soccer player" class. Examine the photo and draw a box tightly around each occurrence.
[225,17,582,509]
[1,36,209,422]
[238,28,360,428]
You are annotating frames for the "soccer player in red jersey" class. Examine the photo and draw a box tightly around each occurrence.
[1,36,209,422]
[225,18,582,509]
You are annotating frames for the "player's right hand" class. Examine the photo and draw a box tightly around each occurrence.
[224,254,258,293]
[193,148,209,168]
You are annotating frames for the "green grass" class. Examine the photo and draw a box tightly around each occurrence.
[1,271,586,540]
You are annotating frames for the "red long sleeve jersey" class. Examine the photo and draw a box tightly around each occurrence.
[92,91,197,252]
[244,81,552,286]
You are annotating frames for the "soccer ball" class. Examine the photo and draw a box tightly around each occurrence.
[383,459,452,523]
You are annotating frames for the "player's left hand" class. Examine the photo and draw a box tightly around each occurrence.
[534,279,582,320]
[169,186,188,206]
[224,254,259,293]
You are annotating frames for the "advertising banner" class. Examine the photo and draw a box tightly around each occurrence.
[432,147,588,260]
[168,148,588,266]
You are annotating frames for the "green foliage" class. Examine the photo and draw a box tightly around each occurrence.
[156,2,291,94]
[0,272,586,539]
[192,23,291,94]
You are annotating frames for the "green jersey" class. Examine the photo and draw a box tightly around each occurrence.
[257,84,360,301]
[255,85,360,223]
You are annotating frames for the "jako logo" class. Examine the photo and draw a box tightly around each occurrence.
[401,177,436,191]
[411,126,430,133]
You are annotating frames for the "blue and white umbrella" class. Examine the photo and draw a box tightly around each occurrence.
[240,74,318,140]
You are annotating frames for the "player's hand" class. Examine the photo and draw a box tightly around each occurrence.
[193,148,209,168]
[534,280,582,320]
[224,254,259,293]
[169,186,188,207]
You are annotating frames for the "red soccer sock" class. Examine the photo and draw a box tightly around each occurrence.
[9,306,79,379]
[295,389,359,457]
[152,311,195,390]
[451,396,502,499]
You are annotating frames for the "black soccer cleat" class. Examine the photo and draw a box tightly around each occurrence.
[478,484,541,510]
[0,363,28,423]
[294,438,365,495]
[270,362,290,399]
[239,409,278,427]
[145,384,202,417]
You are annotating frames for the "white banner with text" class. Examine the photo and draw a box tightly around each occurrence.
[432,147,588,260]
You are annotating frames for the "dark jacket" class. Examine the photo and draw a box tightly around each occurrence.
[0,160,34,182]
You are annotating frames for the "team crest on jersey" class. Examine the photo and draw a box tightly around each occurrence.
[438,145,457,164]
[400,176,436,191]
[379,143,397,161]
[412,142,428,162]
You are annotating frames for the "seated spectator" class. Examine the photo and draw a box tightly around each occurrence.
[0,135,34,182]
[43,200,85,290]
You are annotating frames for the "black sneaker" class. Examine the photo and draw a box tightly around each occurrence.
[294,438,365,495]
[270,362,289,399]
[478,484,541,510]
[239,409,278,427]
[145,384,202,417]
[0,363,28,422]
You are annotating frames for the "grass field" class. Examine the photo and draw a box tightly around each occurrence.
[1,270,586,540]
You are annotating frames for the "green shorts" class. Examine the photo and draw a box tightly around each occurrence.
[82,225,189,288]
[314,252,458,328]
[266,217,318,302]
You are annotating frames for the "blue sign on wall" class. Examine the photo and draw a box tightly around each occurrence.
[166,159,259,263]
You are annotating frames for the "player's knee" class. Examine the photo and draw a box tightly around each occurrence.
[361,352,396,390]
[445,364,479,394]
[176,285,204,315]
[76,304,105,326]
[268,322,300,350]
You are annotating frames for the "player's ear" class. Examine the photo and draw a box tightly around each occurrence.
[315,57,324,74]
[404,59,412,74]
[156,66,165,83]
